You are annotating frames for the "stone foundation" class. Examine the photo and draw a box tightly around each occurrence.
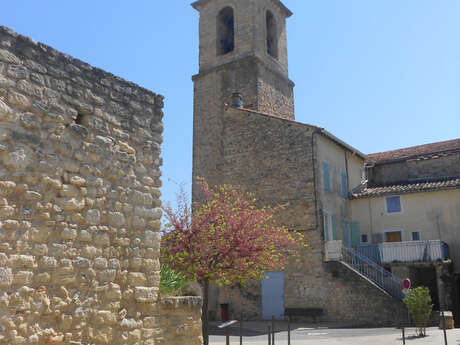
[155,297,203,345]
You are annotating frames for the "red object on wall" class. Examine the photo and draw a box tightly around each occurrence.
[220,304,229,322]
[403,279,411,290]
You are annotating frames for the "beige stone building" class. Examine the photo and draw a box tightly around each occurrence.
[191,0,460,326]
[351,140,460,313]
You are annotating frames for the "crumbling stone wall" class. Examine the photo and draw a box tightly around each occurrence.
[0,26,164,345]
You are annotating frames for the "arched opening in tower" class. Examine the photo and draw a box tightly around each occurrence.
[217,7,235,56]
[266,11,278,59]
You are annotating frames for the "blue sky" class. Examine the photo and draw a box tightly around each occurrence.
[1,1,459,204]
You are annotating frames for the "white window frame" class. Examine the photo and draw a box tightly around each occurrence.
[411,231,422,241]
[323,211,333,242]
[385,195,403,215]
[360,167,366,182]
[383,229,404,242]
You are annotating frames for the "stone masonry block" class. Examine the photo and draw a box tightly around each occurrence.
[134,287,159,303]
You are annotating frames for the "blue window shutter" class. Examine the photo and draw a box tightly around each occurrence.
[322,161,331,192]
[351,222,360,246]
[332,215,337,240]
[341,171,348,198]
[342,221,350,247]
[386,196,401,213]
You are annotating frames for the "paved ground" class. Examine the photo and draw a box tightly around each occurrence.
[209,322,460,344]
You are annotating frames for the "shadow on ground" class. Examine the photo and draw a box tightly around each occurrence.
[399,335,432,341]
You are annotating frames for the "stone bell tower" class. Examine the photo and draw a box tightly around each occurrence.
[192,0,295,186]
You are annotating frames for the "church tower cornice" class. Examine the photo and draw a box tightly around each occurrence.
[192,0,293,18]
[191,53,295,88]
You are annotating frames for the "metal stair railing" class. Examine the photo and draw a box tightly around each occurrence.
[341,245,405,300]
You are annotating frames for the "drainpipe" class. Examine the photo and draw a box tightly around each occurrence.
[311,130,320,233]
[368,199,374,241]
[344,150,351,223]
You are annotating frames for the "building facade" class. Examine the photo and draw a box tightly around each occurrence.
[191,0,409,326]
[351,140,460,312]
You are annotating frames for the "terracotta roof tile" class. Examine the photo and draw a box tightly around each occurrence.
[366,139,460,164]
[351,177,460,199]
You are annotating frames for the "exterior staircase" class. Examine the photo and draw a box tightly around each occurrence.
[326,240,405,300]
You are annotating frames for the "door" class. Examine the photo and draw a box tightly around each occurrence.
[351,222,361,246]
[261,272,284,320]
[342,221,351,247]
[385,231,402,242]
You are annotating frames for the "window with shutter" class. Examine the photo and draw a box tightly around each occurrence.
[386,196,402,214]
[322,161,331,192]
[342,221,351,247]
[412,231,421,241]
[331,215,337,240]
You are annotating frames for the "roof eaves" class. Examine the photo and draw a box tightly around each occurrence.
[350,178,460,199]
[319,129,366,159]
[366,139,460,164]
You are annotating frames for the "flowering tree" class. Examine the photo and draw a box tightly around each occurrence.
[161,179,305,345]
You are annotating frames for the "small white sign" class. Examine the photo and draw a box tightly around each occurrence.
[218,320,238,329]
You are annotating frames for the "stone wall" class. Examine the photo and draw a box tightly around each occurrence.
[324,262,406,326]
[0,26,164,345]
[256,62,295,120]
[154,297,203,345]
[222,107,316,230]
[369,152,460,186]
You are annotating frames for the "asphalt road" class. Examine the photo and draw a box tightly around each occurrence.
[210,325,460,345]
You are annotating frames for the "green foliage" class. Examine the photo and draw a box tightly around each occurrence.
[403,286,433,337]
[159,265,187,296]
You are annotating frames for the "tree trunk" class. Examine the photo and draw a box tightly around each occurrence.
[202,279,209,345]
